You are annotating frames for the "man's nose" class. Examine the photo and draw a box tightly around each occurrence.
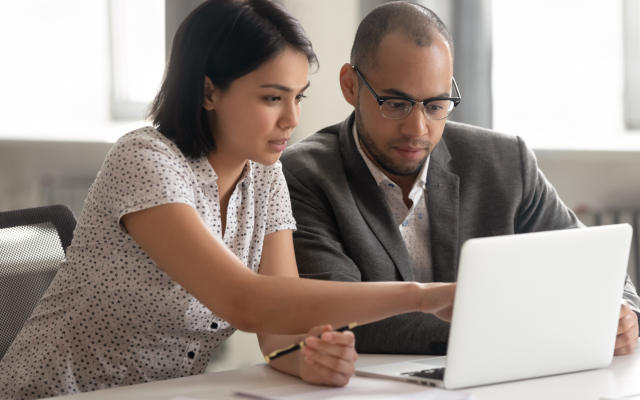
[399,103,429,138]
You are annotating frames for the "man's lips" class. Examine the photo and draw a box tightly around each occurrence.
[394,146,425,160]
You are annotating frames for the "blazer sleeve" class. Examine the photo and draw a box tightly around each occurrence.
[516,137,640,320]
[515,136,583,232]
[283,162,452,354]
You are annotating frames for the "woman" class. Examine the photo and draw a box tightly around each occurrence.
[0,1,456,398]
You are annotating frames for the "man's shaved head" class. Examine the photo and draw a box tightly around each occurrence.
[350,2,453,73]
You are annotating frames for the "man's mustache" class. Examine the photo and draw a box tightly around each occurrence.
[387,140,432,149]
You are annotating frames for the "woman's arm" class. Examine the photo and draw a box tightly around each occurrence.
[121,203,455,334]
[256,229,357,386]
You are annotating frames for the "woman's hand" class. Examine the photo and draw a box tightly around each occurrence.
[298,324,357,387]
[418,282,457,322]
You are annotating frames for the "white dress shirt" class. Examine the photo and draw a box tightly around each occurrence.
[353,125,433,282]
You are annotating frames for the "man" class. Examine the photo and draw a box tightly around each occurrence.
[280,2,640,355]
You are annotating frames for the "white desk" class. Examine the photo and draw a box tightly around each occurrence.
[68,340,640,400]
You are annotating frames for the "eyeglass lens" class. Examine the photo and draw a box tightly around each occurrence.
[380,99,455,120]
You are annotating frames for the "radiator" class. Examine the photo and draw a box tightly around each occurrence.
[577,209,640,288]
[40,176,94,218]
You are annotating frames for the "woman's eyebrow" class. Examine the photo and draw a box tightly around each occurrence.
[260,81,311,92]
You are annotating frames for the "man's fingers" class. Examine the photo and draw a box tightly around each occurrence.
[615,327,635,349]
[620,299,631,319]
[618,312,635,335]
[614,341,637,356]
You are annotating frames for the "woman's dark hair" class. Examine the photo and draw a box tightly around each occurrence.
[147,0,318,159]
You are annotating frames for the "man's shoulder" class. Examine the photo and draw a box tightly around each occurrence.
[281,123,343,174]
[440,121,524,166]
[443,121,520,149]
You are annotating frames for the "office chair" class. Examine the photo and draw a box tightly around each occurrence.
[0,205,77,361]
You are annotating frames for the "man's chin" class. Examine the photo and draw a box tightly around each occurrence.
[379,159,426,177]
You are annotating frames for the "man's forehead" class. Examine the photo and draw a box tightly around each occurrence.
[366,32,453,97]
[366,31,452,72]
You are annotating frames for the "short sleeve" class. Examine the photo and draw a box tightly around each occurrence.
[265,163,297,235]
[97,131,196,232]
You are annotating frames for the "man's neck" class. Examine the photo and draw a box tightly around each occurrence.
[359,139,418,207]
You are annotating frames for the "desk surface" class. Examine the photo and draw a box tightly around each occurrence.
[69,341,640,400]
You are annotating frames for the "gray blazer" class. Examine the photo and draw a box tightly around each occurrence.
[281,113,640,354]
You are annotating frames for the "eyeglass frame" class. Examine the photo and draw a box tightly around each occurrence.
[352,65,461,120]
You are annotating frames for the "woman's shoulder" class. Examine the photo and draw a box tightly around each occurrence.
[110,126,186,161]
[98,126,196,189]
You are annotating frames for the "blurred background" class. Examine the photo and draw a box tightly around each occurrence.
[1,0,640,372]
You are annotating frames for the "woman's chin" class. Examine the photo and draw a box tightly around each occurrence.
[252,153,282,166]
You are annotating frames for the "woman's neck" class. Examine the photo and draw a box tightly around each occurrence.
[207,151,246,191]
[206,150,247,237]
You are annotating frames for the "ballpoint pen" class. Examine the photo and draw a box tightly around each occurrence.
[264,322,358,362]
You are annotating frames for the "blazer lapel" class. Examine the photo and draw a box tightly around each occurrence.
[426,135,460,282]
[338,113,414,282]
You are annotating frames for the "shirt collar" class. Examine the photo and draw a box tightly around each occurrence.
[352,123,429,192]
[187,156,253,188]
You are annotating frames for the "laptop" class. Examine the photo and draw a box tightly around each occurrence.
[356,224,633,389]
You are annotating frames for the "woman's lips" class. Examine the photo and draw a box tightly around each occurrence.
[268,139,289,152]
[394,147,424,160]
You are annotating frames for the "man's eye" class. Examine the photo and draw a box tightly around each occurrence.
[388,101,406,109]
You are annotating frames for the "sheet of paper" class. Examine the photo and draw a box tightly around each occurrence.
[233,376,474,400]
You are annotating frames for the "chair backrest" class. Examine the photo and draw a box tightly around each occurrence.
[0,205,77,361]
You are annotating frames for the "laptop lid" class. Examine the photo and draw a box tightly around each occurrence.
[444,224,632,389]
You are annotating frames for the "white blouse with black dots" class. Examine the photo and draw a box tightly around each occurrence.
[0,127,296,399]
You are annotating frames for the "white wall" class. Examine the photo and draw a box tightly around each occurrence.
[280,0,360,143]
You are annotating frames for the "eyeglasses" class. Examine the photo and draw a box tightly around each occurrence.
[352,65,461,120]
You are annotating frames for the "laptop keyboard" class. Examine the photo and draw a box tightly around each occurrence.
[402,367,445,380]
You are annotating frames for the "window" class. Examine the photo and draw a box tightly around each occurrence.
[109,0,165,121]
[624,0,640,129]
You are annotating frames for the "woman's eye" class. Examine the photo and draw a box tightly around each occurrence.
[265,96,281,103]
[296,94,307,102]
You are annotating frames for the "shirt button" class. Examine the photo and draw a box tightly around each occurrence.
[188,351,195,359]
[402,220,409,226]
[210,322,219,330]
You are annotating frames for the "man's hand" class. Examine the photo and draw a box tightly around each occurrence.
[299,324,357,387]
[614,299,639,356]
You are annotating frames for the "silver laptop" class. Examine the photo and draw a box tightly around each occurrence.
[356,224,633,389]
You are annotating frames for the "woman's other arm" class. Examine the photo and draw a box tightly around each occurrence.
[256,229,356,386]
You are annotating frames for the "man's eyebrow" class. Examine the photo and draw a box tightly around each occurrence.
[382,88,452,100]
[260,81,311,92]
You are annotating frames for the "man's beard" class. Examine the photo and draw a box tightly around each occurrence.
[355,106,431,177]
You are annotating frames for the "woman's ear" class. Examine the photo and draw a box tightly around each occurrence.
[203,76,217,110]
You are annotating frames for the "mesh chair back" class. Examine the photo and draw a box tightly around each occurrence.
[0,205,77,361]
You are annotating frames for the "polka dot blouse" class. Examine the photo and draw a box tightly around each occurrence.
[0,127,296,399]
